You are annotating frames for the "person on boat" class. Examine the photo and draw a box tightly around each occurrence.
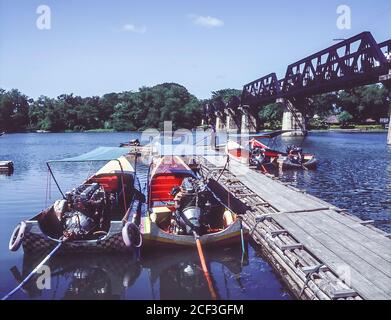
[287,145,304,165]
[250,147,269,170]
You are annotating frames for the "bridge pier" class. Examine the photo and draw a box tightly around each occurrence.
[215,116,226,132]
[279,99,307,136]
[240,106,257,133]
[226,114,239,133]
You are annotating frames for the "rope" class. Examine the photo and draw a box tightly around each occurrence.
[45,168,50,208]
[215,156,230,183]
[239,218,247,265]
[48,169,52,200]
[2,241,64,300]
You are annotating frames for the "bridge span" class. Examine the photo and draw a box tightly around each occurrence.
[202,32,391,143]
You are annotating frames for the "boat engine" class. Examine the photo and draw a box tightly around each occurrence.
[171,177,213,235]
[62,183,109,239]
[250,147,266,167]
[287,145,303,164]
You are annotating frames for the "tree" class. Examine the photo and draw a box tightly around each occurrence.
[258,103,283,129]
[338,111,353,127]
[211,89,242,104]
[0,89,30,132]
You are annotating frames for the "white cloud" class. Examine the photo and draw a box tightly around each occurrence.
[122,24,147,34]
[189,14,224,28]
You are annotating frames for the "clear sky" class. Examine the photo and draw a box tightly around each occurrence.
[1,0,390,99]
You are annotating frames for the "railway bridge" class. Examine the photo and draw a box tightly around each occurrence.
[202,32,391,142]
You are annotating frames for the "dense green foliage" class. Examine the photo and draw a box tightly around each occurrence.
[338,111,354,126]
[258,103,284,129]
[258,84,390,130]
[310,85,390,122]
[210,89,242,104]
[0,84,389,133]
[0,84,201,132]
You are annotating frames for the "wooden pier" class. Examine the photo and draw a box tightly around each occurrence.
[200,154,391,300]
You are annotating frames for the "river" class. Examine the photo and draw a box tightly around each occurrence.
[0,131,389,300]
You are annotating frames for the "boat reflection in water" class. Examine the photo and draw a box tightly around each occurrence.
[144,247,247,300]
[11,252,141,300]
[10,246,247,300]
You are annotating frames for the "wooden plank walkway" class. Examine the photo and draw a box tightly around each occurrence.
[202,154,391,300]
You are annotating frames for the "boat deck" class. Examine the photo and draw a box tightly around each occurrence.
[200,153,391,300]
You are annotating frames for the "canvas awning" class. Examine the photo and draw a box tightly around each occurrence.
[48,147,132,163]
[95,156,134,175]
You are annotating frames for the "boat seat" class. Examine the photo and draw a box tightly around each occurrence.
[150,206,172,224]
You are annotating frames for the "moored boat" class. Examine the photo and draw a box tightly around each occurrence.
[8,147,145,254]
[140,155,247,249]
[0,132,5,136]
[225,130,317,171]
[0,160,14,173]
[119,138,141,148]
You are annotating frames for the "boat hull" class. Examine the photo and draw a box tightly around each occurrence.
[140,216,246,249]
[21,221,130,254]
[278,156,318,170]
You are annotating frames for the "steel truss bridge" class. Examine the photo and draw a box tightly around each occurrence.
[202,32,391,133]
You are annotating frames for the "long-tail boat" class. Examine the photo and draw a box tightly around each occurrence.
[225,130,317,171]
[140,155,247,249]
[8,147,144,254]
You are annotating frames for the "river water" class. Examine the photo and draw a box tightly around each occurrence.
[0,132,389,300]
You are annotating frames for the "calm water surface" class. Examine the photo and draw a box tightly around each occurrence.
[0,133,290,300]
[0,132,389,300]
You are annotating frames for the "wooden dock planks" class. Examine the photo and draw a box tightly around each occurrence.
[201,154,391,300]
[273,212,391,300]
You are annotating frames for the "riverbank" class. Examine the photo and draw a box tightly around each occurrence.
[2,126,388,135]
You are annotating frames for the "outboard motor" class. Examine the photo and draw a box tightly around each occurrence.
[287,145,304,164]
[172,177,212,235]
[63,211,97,239]
[180,207,202,234]
[129,139,140,146]
[250,147,266,167]
[62,182,109,239]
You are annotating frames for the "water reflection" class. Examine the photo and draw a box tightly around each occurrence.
[10,247,248,300]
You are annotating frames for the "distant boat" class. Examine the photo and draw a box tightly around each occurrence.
[36,130,50,133]
[225,130,318,171]
[0,161,14,174]
[0,132,5,136]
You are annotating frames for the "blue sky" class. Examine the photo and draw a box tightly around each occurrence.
[1,0,390,99]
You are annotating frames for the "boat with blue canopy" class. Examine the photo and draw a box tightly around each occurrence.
[8,147,145,254]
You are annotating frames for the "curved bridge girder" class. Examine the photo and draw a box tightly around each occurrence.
[282,32,389,98]
[242,73,281,107]
[238,32,391,110]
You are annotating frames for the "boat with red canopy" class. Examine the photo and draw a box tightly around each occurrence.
[140,155,246,249]
[225,130,317,171]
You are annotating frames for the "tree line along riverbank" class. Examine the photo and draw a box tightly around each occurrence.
[0,83,389,133]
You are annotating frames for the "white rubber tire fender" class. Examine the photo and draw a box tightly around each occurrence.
[9,221,27,252]
[223,211,234,228]
[122,222,142,248]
